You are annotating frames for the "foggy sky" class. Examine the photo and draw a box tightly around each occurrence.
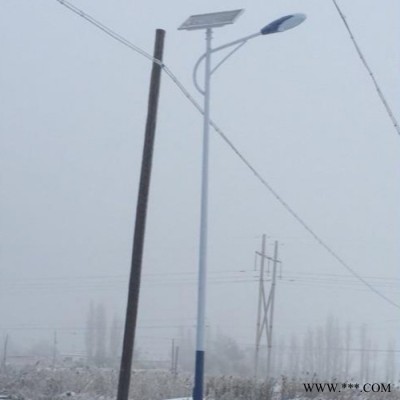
[1,0,399,361]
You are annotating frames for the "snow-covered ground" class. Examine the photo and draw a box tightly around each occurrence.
[0,366,398,400]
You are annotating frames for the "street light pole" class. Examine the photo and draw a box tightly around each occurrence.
[193,26,212,400]
[179,10,306,399]
[179,12,244,400]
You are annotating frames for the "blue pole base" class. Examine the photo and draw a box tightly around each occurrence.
[193,350,205,400]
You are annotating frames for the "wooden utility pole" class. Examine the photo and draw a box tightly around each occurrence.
[117,29,165,400]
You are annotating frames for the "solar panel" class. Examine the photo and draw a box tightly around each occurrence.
[179,9,244,31]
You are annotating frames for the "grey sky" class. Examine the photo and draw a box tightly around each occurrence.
[1,0,399,360]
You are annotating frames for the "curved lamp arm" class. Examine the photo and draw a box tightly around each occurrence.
[192,13,306,95]
[193,32,260,94]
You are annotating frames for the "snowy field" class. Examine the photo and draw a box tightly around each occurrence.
[0,366,398,400]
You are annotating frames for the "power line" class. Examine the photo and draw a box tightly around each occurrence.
[0,268,254,282]
[282,274,400,286]
[285,271,400,281]
[279,280,400,294]
[331,0,400,136]
[55,1,400,310]
[7,268,400,289]
[2,269,398,284]
[56,0,159,65]
[2,274,399,293]
[243,343,400,354]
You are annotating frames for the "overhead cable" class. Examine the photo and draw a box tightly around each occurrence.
[56,0,400,310]
[331,0,400,136]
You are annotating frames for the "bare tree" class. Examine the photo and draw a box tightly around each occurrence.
[330,317,342,379]
[315,326,325,379]
[109,314,122,366]
[385,339,396,382]
[302,329,314,377]
[275,336,285,378]
[288,334,300,378]
[85,302,95,364]
[344,322,352,379]
[370,340,377,381]
[177,327,194,372]
[94,303,107,366]
[206,332,247,376]
[324,315,342,379]
[359,324,369,383]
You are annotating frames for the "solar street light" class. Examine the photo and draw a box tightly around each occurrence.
[179,10,306,400]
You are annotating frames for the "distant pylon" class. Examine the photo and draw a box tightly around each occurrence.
[254,235,280,382]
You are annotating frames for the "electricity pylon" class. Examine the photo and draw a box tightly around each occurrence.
[254,235,280,382]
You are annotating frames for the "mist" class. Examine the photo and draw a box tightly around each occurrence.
[0,0,399,399]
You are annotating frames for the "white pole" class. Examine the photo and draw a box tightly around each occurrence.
[193,27,212,400]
